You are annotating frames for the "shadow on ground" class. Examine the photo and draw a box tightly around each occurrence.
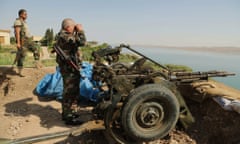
[4,97,65,129]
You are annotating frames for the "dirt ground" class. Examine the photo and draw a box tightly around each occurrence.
[0,66,240,144]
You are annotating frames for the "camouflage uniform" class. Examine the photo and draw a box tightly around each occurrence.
[55,29,86,124]
[13,18,40,67]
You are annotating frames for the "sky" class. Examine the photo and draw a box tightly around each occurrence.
[1,0,240,47]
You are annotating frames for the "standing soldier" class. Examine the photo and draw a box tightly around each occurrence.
[54,18,86,125]
[13,9,41,76]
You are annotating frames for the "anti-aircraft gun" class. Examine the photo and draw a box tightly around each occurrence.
[0,44,235,144]
[90,44,234,143]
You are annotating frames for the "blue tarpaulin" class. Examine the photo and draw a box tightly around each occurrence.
[35,62,100,102]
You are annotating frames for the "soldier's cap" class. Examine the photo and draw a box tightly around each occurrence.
[61,18,76,29]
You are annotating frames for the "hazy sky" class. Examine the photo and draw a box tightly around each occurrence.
[1,0,240,47]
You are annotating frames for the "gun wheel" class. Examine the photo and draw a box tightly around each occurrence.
[104,106,141,144]
[121,84,180,142]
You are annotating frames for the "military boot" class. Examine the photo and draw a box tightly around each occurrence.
[17,67,25,77]
[62,104,84,125]
[63,114,84,125]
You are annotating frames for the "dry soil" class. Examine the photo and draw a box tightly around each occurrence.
[0,66,240,144]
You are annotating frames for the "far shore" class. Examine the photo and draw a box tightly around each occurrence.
[131,44,240,55]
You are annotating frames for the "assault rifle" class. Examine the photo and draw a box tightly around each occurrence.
[53,45,80,72]
[170,70,235,83]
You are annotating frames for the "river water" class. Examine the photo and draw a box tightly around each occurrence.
[125,46,239,90]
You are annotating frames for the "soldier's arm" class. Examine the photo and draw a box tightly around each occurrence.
[75,24,86,46]
[77,31,86,46]
[14,26,21,49]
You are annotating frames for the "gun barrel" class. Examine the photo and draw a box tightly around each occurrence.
[171,71,235,82]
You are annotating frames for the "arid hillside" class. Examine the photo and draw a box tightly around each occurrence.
[0,66,239,144]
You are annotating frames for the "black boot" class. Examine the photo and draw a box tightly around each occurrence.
[62,113,84,125]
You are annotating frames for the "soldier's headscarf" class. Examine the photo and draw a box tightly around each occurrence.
[61,18,76,30]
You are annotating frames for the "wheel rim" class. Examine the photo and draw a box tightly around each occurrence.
[136,102,164,128]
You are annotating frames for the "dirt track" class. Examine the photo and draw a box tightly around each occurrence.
[0,66,240,144]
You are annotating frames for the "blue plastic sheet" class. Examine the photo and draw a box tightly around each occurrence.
[35,62,100,102]
[35,67,63,100]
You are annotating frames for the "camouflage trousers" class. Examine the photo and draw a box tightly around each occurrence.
[61,71,80,118]
[13,47,40,67]
[15,48,26,67]
[24,39,40,61]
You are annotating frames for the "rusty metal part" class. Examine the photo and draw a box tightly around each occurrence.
[0,120,105,144]
[71,120,105,136]
[92,45,121,65]
[104,106,138,144]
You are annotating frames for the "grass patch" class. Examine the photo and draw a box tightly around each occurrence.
[0,45,57,67]
[41,59,57,67]
[0,45,15,53]
[0,44,193,71]
[0,50,56,67]
[0,53,16,65]
[165,64,192,72]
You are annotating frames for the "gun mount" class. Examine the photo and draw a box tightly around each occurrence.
[1,44,235,144]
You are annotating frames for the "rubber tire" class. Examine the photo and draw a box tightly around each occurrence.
[121,83,180,142]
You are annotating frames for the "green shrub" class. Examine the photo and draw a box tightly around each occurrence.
[165,64,192,72]
[0,45,15,53]
[0,53,15,65]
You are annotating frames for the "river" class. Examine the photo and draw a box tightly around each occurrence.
[124,46,240,90]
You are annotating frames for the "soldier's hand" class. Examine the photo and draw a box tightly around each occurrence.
[17,43,21,49]
[75,24,83,32]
